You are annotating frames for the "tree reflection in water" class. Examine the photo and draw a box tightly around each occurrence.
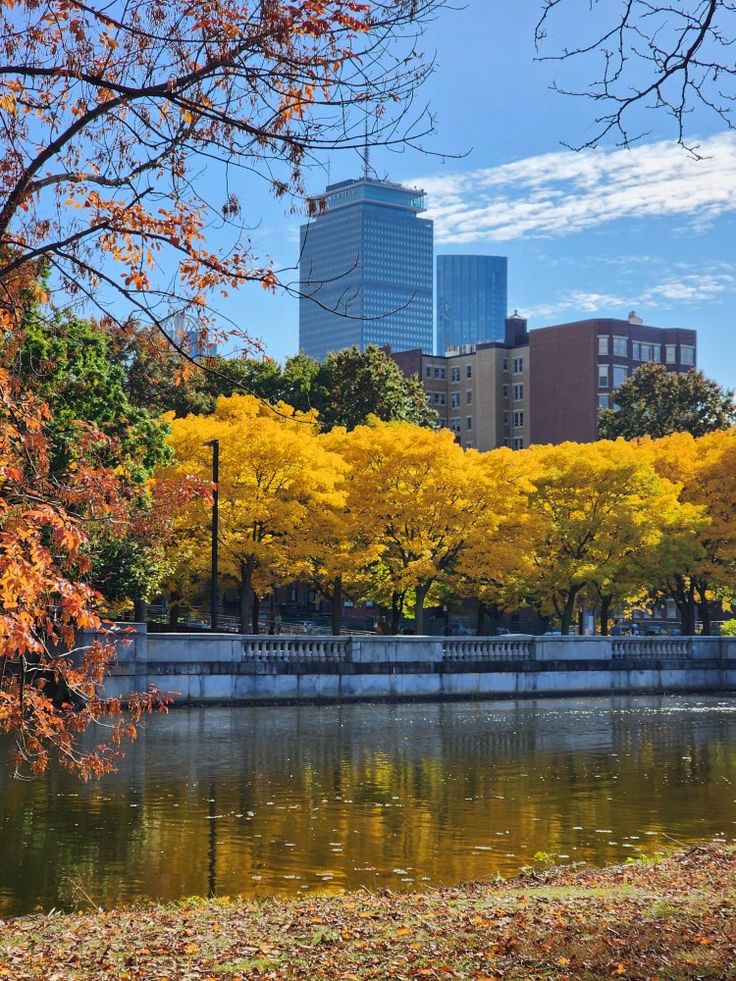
[1,695,735,916]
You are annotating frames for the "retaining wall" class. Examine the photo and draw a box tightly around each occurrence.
[93,627,736,704]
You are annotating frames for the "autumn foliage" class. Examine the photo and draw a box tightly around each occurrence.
[165,394,736,637]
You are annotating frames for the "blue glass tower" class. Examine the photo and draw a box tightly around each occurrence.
[299,178,433,360]
[436,255,508,353]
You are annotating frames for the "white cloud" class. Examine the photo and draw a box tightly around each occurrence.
[413,133,736,243]
[518,270,736,324]
[642,273,736,304]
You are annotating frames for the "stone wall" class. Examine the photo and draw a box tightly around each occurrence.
[92,627,736,704]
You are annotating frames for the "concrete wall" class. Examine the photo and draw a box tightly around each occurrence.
[89,628,736,705]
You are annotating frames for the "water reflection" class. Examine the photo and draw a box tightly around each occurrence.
[1,695,735,915]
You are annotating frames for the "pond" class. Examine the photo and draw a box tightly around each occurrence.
[2,695,735,916]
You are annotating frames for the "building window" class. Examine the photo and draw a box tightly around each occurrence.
[439,368,446,380]
[681,345,695,365]
[632,341,641,361]
[450,417,461,433]
[503,413,509,426]
[665,344,677,364]
[513,383,524,401]
[466,416,473,431]
[502,384,509,398]
[598,335,610,356]
[466,389,472,405]
[451,366,460,383]
[425,366,431,378]
[651,344,661,362]
[612,365,628,388]
[598,364,609,388]
[466,364,473,379]
[502,358,509,372]
[433,392,446,406]
[512,437,524,450]
[612,336,628,357]
[513,410,524,428]
[598,394,610,409]
[451,392,460,408]
[513,356,524,374]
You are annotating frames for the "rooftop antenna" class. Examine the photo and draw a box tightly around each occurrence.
[362,116,370,180]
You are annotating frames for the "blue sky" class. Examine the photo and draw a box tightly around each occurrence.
[220,3,736,391]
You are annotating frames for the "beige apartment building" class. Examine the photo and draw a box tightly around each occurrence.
[392,314,530,452]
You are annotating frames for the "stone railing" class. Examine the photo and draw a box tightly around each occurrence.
[611,637,693,659]
[443,637,535,661]
[242,637,349,662]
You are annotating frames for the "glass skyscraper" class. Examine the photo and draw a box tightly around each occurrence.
[436,255,508,353]
[299,178,433,360]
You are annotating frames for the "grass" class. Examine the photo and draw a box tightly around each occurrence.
[1,846,735,979]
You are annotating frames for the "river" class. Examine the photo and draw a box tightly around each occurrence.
[1,694,735,916]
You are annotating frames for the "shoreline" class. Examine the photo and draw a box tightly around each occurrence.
[3,846,735,979]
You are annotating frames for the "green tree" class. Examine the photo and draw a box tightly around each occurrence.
[18,310,170,482]
[311,346,436,431]
[599,363,736,440]
[14,309,174,615]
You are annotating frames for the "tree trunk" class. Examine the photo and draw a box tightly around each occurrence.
[560,588,581,636]
[239,559,253,634]
[390,591,402,635]
[251,593,260,635]
[599,595,611,636]
[476,601,486,637]
[168,590,181,627]
[331,576,343,636]
[134,598,148,624]
[671,577,697,636]
[697,584,711,635]
[414,583,429,635]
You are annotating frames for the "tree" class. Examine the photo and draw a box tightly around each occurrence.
[519,440,692,635]
[535,1,736,150]
[647,430,736,634]
[599,363,736,441]
[451,450,538,635]
[164,394,343,633]
[0,1,443,349]
[0,362,169,778]
[113,324,285,418]
[310,346,437,431]
[339,421,504,634]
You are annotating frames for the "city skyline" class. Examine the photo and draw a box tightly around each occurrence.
[216,3,734,393]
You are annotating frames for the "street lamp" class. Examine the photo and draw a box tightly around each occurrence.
[203,439,219,631]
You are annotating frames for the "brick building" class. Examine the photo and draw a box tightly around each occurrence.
[529,312,697,444]
[392,314,530,451]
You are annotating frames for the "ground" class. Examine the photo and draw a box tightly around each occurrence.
[2,847,736,980]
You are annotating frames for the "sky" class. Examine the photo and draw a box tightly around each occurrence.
[217,2,736,391]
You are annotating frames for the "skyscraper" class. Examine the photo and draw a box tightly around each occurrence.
[299,177,433,360]
[436,255,508,354]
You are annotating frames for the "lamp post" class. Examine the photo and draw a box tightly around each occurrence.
[203,439,219,632]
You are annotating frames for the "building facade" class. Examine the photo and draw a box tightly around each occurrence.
[392,314,530,452]
[529,313,697,444]
[436,254,508,354]
[298,178,433,361]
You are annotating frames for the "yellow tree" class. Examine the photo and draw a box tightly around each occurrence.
[340,421,511,634]
[519,439,698,635]
[451,447,538,634]
[291,428,381,636]
[647,429,736,634]
[163,394,342,633]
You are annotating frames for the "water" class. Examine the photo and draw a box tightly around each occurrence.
[1,695,735,916]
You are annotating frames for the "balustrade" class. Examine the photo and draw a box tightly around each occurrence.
[611,637,691,659]
[242,637,349,662]
[442,638,534,661]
